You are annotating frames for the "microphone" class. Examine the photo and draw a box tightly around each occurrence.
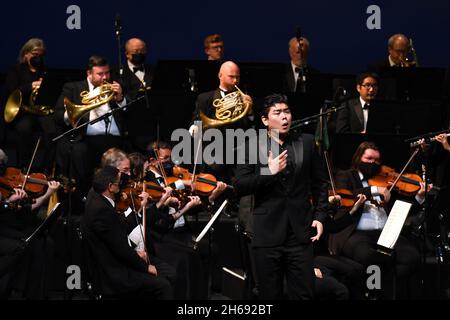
[295,26,302,43]
[115,14,122,35]
[188,68,198,92]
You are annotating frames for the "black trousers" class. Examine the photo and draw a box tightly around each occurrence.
[253,230,315,300]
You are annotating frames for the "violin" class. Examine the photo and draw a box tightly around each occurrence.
[329,188,356,208]
[0,167,74,198]
[368,165,422,196]
[169,166,233,196]
[116,180,166,214]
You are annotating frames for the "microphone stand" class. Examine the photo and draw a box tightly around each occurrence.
[290,103,345,132]
[115,14,124,82]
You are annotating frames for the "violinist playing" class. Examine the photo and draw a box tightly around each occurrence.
[143,141,226,299]
[0,148,60,299]
[328,141,430,299]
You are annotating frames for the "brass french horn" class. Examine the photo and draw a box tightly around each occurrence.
[64,82,115,127]
[4,85,53,123]
[199,85,252,129]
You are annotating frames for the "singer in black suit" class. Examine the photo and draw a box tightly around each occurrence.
[235,94,330,300]
[54,55,129,197]
[82,165,173,299]
[335,73,379,134]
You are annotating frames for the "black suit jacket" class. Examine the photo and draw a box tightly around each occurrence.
[112,64,153,101]
[335,98,364,134]
[192,89,253,130]
[234,133,329,247]
[282,63,319,93]
[54,80,127,139]
[81,190,151,295]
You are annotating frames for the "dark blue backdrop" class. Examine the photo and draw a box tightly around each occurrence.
[1,0,449,73]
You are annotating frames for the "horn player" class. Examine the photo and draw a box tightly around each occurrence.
[2,38,57,174]
[54,55,128,199]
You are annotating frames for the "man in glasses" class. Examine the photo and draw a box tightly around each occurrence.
[336,72,379,134]
[204,34,225,61]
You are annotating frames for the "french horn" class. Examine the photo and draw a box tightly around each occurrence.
[4,85,53,123]
[199,85,252,129]
[64,82,115,127]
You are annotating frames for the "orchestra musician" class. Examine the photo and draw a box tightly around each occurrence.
[328,141,429,299]
[54,55,129,198]
[2,38,57,173]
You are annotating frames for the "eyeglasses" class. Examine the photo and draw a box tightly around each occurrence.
[360,83,378,89]
[209,45,224,51]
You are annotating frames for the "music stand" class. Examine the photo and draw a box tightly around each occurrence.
[25,203,62,245]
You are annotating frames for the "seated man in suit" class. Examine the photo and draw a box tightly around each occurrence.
[335,72,379,134]
[115,37,153,101]
[82,165,174,299]
[283,36,318,93]
[369,33,416,72]
[55,55,128,197]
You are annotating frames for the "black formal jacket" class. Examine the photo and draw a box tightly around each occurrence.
[282,63,320,93]
[112,64,153,101]
[81,190,151,295]
[192,89,253,130]
[54,80,127,139]
[328,169,422,256]
[234,133,329,247]
[335,98,364,134]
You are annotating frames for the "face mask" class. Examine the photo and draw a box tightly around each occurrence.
[119,173,130,189]
[358,162,381,179]
[162,161,174,176]
[131,53,146,66]
[29,56,44,69]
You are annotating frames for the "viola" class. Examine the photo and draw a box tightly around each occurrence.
[368,165,422,196]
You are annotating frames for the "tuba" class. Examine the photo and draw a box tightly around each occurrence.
[4,85,53,123]
[199,85,252,129]
[64,82,115,127]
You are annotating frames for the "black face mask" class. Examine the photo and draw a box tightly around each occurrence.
[29,56,44,69]
[119,173,130,189]
[358,162,381,179]
[131,53,146,66]
[162,161,174,176]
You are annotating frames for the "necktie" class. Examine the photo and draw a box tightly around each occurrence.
[133,66,144,73]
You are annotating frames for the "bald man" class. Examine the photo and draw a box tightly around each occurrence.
[283,37,318,93]
[192,61,253,129]
[113,37,153,100]
[368,33,415,72]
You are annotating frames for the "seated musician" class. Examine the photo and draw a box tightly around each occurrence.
[328,141,430,299]
[82,165,173,299]
[54,55,128,199]
[0,148,60,299]
[98,147,177,289]
[144,141,228,299]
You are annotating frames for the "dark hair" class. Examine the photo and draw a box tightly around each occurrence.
[356,72,379,85]
[351,141,380,169]
[86,55,109,71]
[146,141,172,159]
[261,93,289,118]
[92,166,119,193]
[128,152,146,180]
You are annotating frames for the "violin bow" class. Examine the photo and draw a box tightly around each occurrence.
[388,147,420,193]
[191,135,203,190]
[153,147,168,186]
[21,137,41,191]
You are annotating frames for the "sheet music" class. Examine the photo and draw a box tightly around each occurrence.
[377,200,412,249]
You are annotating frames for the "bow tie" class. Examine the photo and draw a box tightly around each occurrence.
[294,67,301,73]
[362,103,370,110]
[132,66,144,73]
